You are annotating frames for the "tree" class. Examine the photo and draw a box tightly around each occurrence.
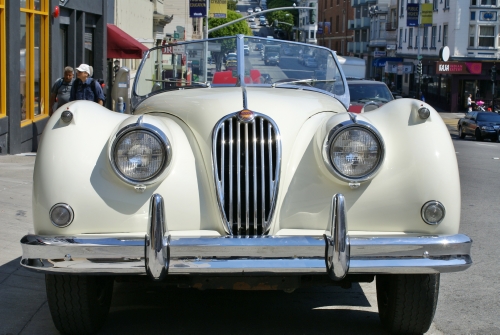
[227,0,238,11]
[267,10,294,39]
[208,11,252,38]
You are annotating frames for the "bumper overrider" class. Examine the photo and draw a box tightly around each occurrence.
[20,194,472,279]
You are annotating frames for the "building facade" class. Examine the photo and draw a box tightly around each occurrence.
[0,0,176,154]
[298,0,319,44]
[318,0,355,56]
[396,0,500,112]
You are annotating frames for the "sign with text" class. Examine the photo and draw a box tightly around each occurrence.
[373,51,387,58]
[407,4,419,27]
[189,0,207,18]
[436,62,482,75]
[480,11,497,21]
[210,0,227,18]
[421,3,433,26]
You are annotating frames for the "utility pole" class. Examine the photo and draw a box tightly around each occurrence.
[416,0,422,100]
[203,0,209,82]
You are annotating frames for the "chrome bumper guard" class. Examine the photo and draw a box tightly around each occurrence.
[20,194,472,277]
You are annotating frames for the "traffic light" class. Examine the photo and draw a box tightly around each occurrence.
[491,65,496,82]
[417,61,423,76]
[309,3,316,24]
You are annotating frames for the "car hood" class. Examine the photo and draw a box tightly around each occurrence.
[135,86,345,150]
[136,87,345,126]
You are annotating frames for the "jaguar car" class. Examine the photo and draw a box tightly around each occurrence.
[20,35,472,335]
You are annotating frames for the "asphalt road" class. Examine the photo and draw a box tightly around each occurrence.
[0,113,498,335]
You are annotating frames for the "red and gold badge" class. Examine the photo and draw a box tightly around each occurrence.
[238,109,255,123]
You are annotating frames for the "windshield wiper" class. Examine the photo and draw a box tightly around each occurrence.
[272,79,336,87]
[145,78,211,88]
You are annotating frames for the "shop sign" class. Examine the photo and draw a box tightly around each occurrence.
[189,0,207,18]
[480,11,497,21]
[436,62,482,74]
[385,62,413,74]
[421,3,433,27]
[210,0,227,18]
[407,4,419,27]
[386,44,397,50]
[374,51,387,58]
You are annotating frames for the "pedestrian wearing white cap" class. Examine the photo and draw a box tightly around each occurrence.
[69,64,105,105]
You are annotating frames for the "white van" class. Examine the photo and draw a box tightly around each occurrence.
[337,55,366,79]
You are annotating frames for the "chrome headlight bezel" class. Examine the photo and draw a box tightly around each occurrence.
[109,120,172,185]
[322,119,385,183]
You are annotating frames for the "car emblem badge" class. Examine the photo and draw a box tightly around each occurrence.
[238,109,255,123]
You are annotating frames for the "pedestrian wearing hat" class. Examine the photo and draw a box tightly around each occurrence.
[69,64,105,105]
[49,66,74,115]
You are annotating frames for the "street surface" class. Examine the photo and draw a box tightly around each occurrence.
[0,112,499,334]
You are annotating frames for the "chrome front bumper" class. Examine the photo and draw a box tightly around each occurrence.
[20,194,472,278]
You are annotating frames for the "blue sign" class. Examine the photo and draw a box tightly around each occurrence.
[189,0,207,18]
[480,11,497,21]
[407,4,419,27]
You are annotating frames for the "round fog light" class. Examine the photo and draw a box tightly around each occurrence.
[49,204,74,228]
[421,201,445,225]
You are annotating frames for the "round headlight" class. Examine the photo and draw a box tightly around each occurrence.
[113,130,168,182]
[328,126,383,180]
[49,204,74,228]
[421,201,446,225]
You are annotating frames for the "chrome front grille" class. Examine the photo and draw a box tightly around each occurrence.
[213,113,281,236]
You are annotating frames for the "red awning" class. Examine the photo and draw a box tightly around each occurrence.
[107,24,149,59]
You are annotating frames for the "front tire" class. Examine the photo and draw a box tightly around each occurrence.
[376,274,439,334]
[458,126,466,139]
[475,128,483,141]
[46,274,114,335]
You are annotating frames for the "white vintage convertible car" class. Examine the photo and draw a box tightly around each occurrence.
[21,35,472,335]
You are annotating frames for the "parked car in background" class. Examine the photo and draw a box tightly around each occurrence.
[250,23,259,29]
[304,56,318,68]
[347,80,394,113]
[247,7,253,13]
[21,36,472,335]
[244,45,250,56]
[457,111,500,141]
[248,16,255,22]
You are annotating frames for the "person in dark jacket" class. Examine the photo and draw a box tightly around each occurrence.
[69,64,105,105]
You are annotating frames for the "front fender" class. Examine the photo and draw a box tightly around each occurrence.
[276,99,460,235]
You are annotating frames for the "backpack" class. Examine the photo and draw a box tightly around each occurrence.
[90,78,106,103]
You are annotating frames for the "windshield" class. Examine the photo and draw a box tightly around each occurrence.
[348,83,394,103]
[477,113,500,122]
[133,35,349,108]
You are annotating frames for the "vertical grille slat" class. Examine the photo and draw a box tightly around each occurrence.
[260,118,265,227]
[220,125,224,207]
[229,119,233,224]
[213,113,280,236]
[245,123,249,235]
[252,123,257,234]
[237,122,241,234]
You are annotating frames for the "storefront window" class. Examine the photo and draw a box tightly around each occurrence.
[0,0,5,118]
[20,0,48,123]
[479,25,495,47]
[20,12,27,121]
[34,14,41,116]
